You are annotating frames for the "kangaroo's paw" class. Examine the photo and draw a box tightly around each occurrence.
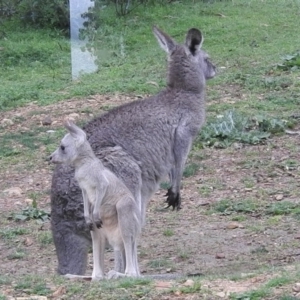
[165,188,181,210]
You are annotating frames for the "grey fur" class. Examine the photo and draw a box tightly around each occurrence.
[50,26,216,275]
[50,121,141,280]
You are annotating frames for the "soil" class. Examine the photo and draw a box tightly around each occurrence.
[1,94,300,299]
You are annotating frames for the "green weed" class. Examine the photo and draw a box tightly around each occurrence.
[147,258,172,269]
[265,201,298,216]
[230,288,270,300]
[0,227,29,240]
[277,51,300,71]
[13,201,50,222]
[7,249,26,260]
[14,275,51,296]
[197,110,289,148]
[37,231,53,246]
[265,276,292,288]
[176,281,201,294]
[183,163,200,178]
[163,229,174,237]
[0,275,11,285]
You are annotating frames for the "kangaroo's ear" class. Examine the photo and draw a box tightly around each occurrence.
[153,26,176,53]
[64,119,86,147]
[185,28,203,55]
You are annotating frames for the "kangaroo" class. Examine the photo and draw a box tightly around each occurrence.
[50,120,141,280]
[50,26,216,275]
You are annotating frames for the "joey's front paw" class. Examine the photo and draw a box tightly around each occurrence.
[85,219,94,231]
[94,218,103,229]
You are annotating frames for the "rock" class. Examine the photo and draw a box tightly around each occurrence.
[292,282,300,292]
[215,292,226,298]
[3,187,23,197]
[275,194,284,201]
[42,116,52,126]
[215,253,225,259]
[182,279,194,287]
[68,113,80,120]
[1,118,14,127]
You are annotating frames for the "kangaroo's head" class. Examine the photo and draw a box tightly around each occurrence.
[153,26,216,92]
[49,120,89,165]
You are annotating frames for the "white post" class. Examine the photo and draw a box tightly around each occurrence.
[70,0,97,79]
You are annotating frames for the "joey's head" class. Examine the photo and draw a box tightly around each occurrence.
[153,26,216,92]
[49,120,90,166]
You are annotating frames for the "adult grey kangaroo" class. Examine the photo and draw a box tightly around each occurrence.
[50,26,216,275]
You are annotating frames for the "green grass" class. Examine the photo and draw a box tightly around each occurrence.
[0,227,29,240]
[14,275,51,296]
[163,229,174,237]
[1,1,300,299]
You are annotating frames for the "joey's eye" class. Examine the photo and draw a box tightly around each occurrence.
[60,145,65,151]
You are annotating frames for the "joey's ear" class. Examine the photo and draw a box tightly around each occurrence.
[64,119,86,147]
[185,28,203,55]
[153,26,176,53]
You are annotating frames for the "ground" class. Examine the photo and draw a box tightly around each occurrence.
[1,94,300,299]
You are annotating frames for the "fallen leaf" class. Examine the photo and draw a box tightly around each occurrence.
[226,222,244,229]
[52,286,66,298]
[24,237,33,246]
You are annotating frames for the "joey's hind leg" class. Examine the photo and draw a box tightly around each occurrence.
[114,249,125,273]
[91,228,106,281]
[117,197,141,277]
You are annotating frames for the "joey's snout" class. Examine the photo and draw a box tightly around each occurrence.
[49,150,59,164]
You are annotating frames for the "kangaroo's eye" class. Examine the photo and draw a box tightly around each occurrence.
[60,145,65,151]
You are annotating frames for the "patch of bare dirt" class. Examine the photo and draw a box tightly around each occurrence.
[1,94,300,299]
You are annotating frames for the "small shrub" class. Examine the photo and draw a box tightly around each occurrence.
[277,51,300,71]
[13,200,50,222]
[197,110,288,148]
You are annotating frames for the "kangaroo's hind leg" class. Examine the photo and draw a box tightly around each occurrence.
[165,128,194,210]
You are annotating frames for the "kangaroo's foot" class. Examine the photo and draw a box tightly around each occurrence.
[165,189,181,210]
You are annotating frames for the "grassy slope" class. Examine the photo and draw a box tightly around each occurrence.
[1,0,299,112]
